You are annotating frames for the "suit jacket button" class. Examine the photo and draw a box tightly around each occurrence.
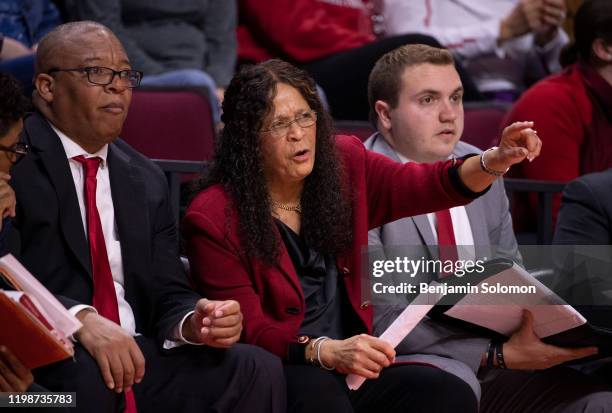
[285,307,300,315]
[360,301,371,310]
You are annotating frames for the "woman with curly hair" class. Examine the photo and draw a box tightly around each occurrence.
[183,59,540,413]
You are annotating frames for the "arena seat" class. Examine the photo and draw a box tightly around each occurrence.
[334,101,508,148]
[462,101,510,150]
[334,120,376,142]
[121,86,216,161]
[503,178,566,245]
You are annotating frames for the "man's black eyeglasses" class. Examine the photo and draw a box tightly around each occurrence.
[0,142,29,165]
[48,66,143,88]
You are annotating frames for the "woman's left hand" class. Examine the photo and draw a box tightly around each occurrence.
[485,121,542,173]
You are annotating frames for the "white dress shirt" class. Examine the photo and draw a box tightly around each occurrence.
[53,125,138,336]
[395,151,476,261]
[50,124,197,347]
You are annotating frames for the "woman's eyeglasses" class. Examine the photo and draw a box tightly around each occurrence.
[260,110,317,138]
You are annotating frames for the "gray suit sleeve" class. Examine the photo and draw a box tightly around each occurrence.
[66,0,166,75]
[490,178,522,265]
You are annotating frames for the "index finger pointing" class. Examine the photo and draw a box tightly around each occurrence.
[520,128,540,153]
[506,121,534,132]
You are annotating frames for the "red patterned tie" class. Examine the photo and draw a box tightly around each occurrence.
[435,209,459,278]
[73,156,137,413]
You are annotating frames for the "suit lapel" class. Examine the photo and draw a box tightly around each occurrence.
[412,215,437,259]
[107,143,149,292]
[464,201,490,259]
[371,135,438,257]
[26,114,92,275]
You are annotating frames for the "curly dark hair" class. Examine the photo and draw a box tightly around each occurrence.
[205,59,353,265]
[0,73,30,137]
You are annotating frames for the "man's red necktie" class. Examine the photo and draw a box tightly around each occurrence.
[435,209,459,278]
[73,155,137,413]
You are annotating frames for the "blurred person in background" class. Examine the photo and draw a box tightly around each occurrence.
[65,0,237,123]
[379,0,569,101]
[503,0,612,232]
[0,73,29,253]
[237,0,483,121]
[0,0,62,97]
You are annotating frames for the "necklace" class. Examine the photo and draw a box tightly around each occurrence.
[271,199,302,214]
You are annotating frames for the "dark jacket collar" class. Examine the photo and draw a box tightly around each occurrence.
[24,112,92,275]
[23,112,144,285]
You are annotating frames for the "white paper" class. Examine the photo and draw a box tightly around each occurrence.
[445,263,586,337]
[346,283,445,390]
[0,254,82,336]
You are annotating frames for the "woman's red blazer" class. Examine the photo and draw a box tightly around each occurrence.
[183,135,478,358]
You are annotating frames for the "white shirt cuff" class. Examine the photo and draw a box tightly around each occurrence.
[162,310,205,350]
[69,304,98,318]
[68,305,97,341]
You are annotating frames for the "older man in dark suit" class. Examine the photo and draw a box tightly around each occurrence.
[10,21,284,413]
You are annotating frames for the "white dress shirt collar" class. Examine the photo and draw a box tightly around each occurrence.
[49,122,109,166]
[393,147,476,260]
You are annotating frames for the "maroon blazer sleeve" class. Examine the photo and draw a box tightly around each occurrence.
[335,136,479,230]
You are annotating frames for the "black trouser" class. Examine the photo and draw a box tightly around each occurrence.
[285,363,478,413]
[302,33,483,121]
[33,336,286,413]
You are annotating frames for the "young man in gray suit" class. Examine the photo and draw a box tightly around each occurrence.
[365,44,612,412]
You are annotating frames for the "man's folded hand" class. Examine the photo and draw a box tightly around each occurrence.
[75,310,145,393]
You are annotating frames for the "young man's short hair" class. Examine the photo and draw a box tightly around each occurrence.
[368,44,455,125]
[0,73,30,137]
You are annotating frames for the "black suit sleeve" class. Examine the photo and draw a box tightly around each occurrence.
[554,176,612,245]
[148,166,200,344]
[10,197,84,311]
